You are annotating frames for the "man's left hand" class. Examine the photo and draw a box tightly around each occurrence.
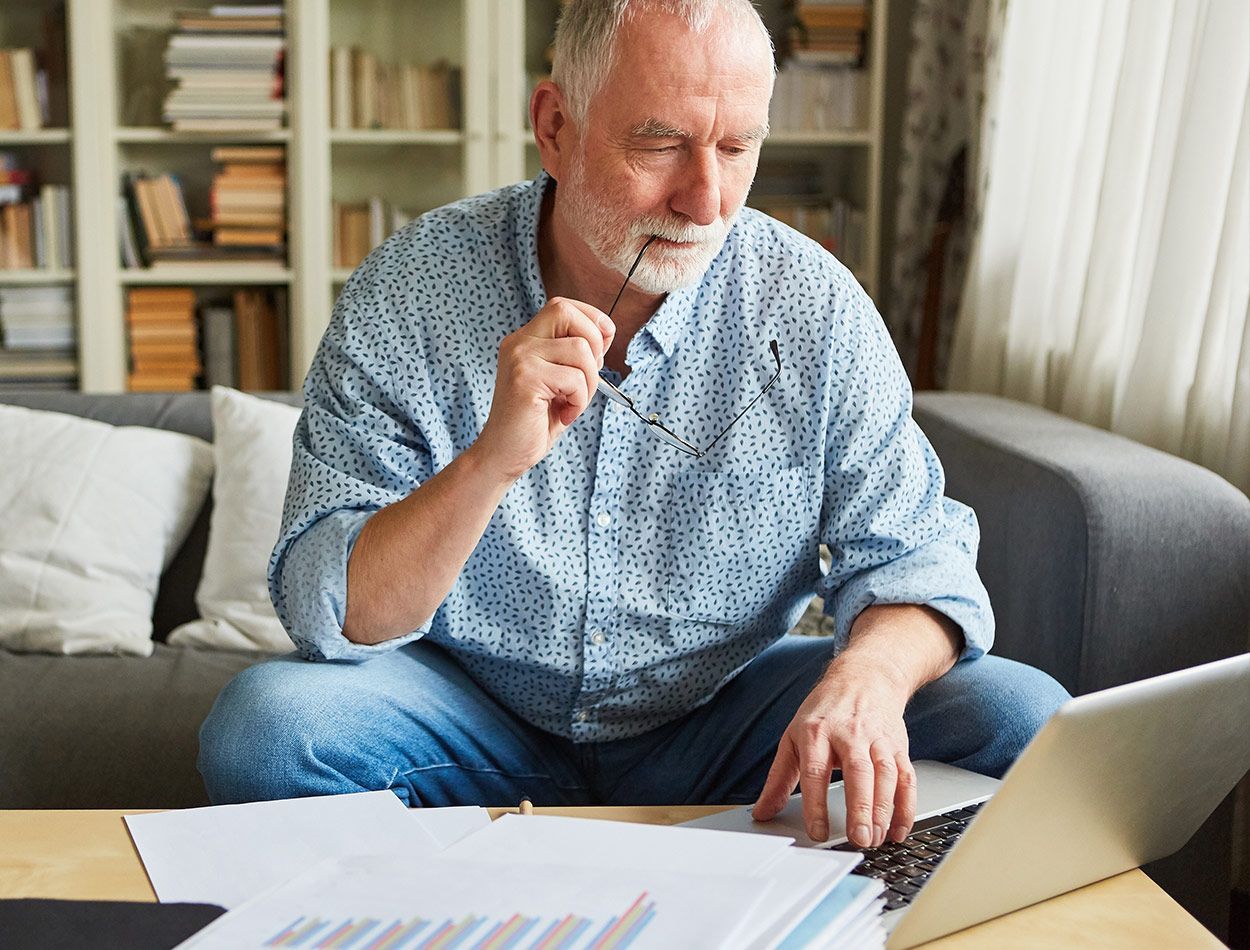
[751,664,916,849]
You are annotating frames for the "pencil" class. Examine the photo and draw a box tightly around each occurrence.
[519,796,533,815]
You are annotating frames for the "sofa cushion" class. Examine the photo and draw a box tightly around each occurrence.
[0,391,304,640]
[0,643,267,808]
[169,388,302,652]
[0,404,213,656]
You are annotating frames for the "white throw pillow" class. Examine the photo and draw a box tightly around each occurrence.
[168,387,300,652]
[0,405,213,656]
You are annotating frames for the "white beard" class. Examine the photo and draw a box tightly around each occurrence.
[559,153,740,294]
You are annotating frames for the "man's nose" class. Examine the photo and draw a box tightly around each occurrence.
[670,149,721,227]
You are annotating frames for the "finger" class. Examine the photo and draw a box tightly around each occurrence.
[532,298,611,361]
[555,297,615,351]
[752,736,800,822]
[838,742,876,848]
[868,737,899,848]
[889,752,917,843]
[797,735,836,842]
[535,361,591,427]
[528,337,599,406]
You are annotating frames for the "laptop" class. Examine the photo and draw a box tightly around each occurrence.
[682,652,1250,948]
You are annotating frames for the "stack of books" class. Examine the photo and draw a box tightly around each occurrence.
[0,153,73,270]
[162,5,286,132]
[788,1,868,61]
[772,0,869,133]
[332,197,414,269]
[207,145,286,260]
[329,47,461,131]
[126,287,201,391]
[0,285,76,391]
[0,48,46,130]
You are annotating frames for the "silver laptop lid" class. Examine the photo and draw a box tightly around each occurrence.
[888,651,1250,949]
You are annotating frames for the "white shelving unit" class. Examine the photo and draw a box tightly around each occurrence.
[0,0,494,392]
[1,0,889,393]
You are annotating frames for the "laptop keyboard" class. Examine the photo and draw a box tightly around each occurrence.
[831,801,986,912]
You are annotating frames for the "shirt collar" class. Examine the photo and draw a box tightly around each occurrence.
[514,170,704,359]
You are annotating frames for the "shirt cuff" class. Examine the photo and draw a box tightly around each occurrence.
[823,540,994,663]
[273,508,432,662]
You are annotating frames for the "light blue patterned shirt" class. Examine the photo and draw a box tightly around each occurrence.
[270,171,993,742]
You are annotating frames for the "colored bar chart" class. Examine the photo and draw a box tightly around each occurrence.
[263,894,657,950]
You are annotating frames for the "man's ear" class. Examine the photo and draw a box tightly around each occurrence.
[531,80,570,182]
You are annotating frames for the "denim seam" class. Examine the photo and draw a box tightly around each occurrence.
[392,762,590,792]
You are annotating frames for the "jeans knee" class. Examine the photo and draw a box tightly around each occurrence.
[198,659,345,803]
[914,656,1072,779]
[978,661,1071,776]
[1003,666,1070,746]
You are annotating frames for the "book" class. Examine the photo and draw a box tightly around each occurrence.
[0,52,18,130]
[797,5,868,30]
[117,195,140,268]
[10,49,41,130]
[201,304,236,388]
[233,288,282,390]
[211,145,284,163]
[331,46,352,129]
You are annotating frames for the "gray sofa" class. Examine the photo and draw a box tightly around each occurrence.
[0,389,1247,940]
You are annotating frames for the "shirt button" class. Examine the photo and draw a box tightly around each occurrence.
[595,512,611,528]
[574,709,590,723]
[590,630,606,645]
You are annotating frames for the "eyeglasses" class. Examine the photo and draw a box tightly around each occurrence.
[596,236,783,458]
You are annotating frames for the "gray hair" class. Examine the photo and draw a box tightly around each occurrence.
[551,0,774,126]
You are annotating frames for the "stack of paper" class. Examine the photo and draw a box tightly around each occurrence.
[125,793,884,948]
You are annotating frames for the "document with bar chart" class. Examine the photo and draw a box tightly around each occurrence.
[177,853,768,950]
[260,889,656,950]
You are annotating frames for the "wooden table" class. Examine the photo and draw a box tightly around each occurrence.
[0,807,1221,948]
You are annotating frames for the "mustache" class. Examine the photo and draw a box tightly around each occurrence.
[632,216,728,245]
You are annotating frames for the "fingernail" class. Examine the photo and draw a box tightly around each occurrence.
[872,825,886,848]
[811,821,828,842]
[854,824,871,847]
[891,825,908,842]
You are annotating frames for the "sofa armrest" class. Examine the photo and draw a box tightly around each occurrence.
[913,392,1250,696]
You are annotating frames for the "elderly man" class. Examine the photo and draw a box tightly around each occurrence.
[199,0,1069,852]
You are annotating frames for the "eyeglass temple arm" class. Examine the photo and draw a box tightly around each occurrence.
[700,339,782,456]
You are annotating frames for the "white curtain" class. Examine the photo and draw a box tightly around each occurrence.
[948,0,1250,496]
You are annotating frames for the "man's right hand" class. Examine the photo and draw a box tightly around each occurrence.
[473,297,615,481]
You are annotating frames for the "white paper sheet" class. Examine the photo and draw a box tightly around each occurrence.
[444,813,795,877]
[177,852,768,950]
[408,804,492,849]
[738,849,863,950]
[126,791,440,909]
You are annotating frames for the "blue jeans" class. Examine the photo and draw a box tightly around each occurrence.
[198,635,1071,807]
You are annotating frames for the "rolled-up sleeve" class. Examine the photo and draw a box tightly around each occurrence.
[268,280,436,661]
[816,290,993,661]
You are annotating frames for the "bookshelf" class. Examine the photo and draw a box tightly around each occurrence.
[0,0,889,394]
[0,0,75,391]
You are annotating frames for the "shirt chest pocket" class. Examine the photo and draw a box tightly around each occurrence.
[664,465,820,624]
